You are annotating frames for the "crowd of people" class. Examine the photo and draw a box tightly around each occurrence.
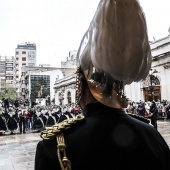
[126,99,170,130]
[0,98,81,134]
[1,98,170,134]
[126,100,170,119]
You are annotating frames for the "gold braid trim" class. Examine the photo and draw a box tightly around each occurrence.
[40,114,84,170]
[56,132,71,170]
[40,114,85,140]
[127,113,150,124]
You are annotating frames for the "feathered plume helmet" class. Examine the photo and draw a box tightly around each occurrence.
[76,0,152,108]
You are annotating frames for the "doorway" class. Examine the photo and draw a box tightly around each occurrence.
[143,86,161,102]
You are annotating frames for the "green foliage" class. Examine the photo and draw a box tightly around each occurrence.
[0,82,17,102]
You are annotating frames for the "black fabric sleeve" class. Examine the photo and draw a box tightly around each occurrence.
[34,139,60,170]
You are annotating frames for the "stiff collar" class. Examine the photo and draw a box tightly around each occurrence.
[83,102,124,117]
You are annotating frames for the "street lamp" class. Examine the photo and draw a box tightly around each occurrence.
[149,69,158,101]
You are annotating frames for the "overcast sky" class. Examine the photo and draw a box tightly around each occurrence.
[0,0,170,67]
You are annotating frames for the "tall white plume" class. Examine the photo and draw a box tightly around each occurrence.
[77,0,152,85]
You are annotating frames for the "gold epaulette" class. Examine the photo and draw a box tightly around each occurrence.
[40,114,85,140]
[127,113,150,124]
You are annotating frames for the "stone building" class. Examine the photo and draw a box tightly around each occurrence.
[125,35,170,102]
[54,36,170,105]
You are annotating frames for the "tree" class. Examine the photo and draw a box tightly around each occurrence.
[0,82,17,102]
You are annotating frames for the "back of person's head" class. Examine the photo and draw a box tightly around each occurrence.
[75,0,151,109]
[152,101,156,106]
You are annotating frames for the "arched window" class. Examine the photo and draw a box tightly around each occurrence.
[142,75,160,87]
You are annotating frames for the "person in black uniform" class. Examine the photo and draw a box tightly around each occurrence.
[14,99,19,108]
[3,98,9,114]
[18,108,26,133]
[149,101,158,130]
[34,1,170,170]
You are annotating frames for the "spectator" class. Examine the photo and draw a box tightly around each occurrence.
[18,109,26,133]
[166,104,170,121]
[137,103,146,117]
[14,99,19,108]
[149,101,158,130]
[25,109,31,131]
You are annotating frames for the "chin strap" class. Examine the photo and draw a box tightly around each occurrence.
[56,132,71,170]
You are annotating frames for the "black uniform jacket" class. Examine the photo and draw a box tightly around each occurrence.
[35,102,170,170]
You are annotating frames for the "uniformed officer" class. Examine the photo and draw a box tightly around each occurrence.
[35,1,170,170]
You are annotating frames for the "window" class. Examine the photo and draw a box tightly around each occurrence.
[22,72,25,76]
[6,76,13,80]
[28,63,34,66]
[16,51,19,55]
[6,72,13,75]
[6,68,13,71]
[22,51,26,54]
[6,63,13,66]
[22,57,26,61]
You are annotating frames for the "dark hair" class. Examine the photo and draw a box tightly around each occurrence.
[91,72,123,95]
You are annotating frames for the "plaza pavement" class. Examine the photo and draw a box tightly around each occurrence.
[0,120,170,170]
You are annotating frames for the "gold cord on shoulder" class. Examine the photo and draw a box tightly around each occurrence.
[40,114,85,140]
[40,114,84,170]
[56,132,71,170]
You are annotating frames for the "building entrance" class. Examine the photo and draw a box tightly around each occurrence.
[142,75,161,102]
[143,86,161,102]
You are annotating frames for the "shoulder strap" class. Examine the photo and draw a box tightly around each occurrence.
[127,113,150,124]
[40,114,85,140]
[40,114,84,170]
[56,132,71,170]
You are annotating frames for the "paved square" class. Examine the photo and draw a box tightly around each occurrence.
[0,120,170,170]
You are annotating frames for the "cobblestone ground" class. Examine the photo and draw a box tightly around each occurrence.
[0,120,170,170]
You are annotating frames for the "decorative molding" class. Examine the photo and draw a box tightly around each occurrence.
[142,75,160,87]
[163,62,170,69]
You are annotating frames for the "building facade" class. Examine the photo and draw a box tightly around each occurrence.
[54,35,170,105]
[0,55,16,99]
[15,42,36,96]
[61,50,77,68]
[20,66,64,103]
[54,74,76,105]
[126,35,170,102]
[0,56,16,85]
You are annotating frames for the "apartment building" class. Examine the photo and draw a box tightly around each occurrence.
[15,42,36,95]
[0,56,16,85]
